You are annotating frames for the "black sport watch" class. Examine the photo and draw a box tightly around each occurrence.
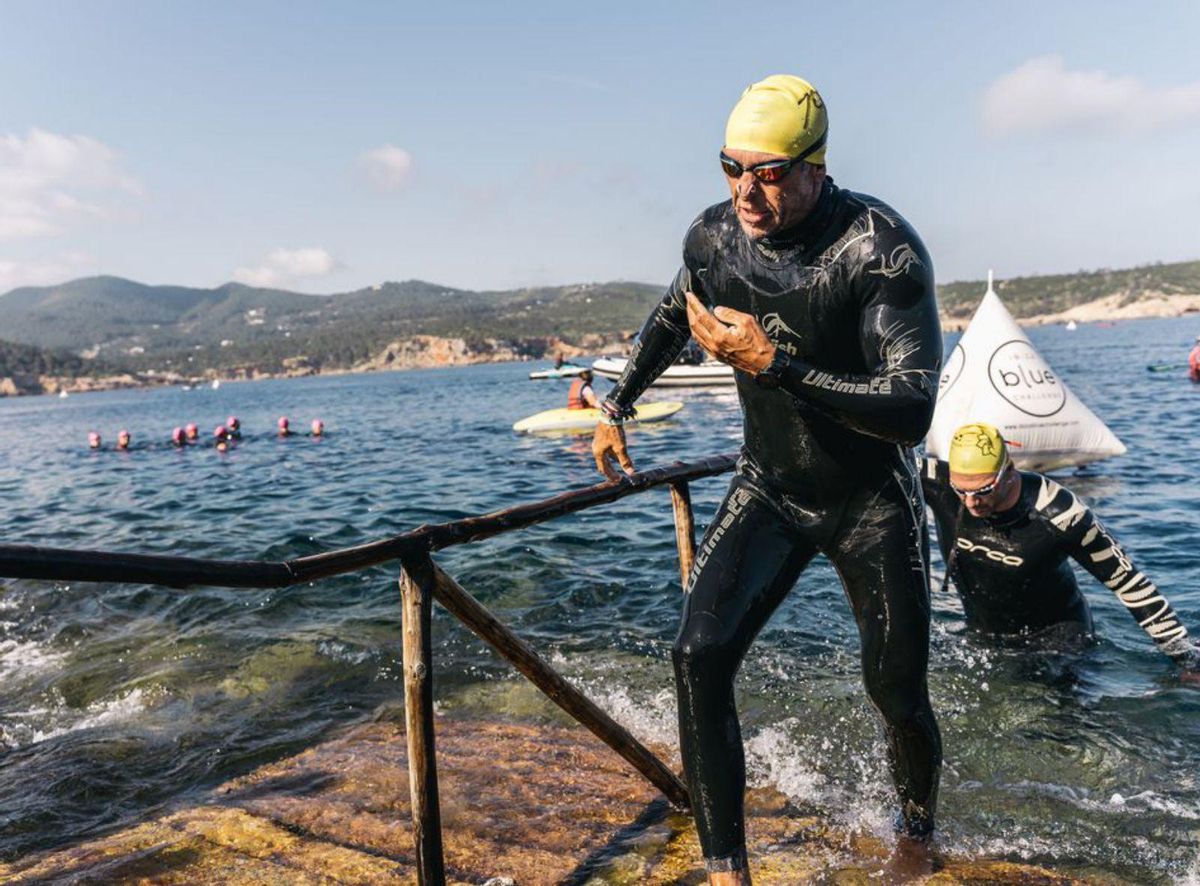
[753,349,791,389]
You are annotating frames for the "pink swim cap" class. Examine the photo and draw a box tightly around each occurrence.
[311,419,323,435]
[214,425,227,439]
[88,431,101,447]
[172,427,184,443]
[227,415,240,429]
[185,422,198,436]
[278,416,289,429]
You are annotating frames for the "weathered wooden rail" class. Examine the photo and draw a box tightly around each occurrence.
[0,452,738,886]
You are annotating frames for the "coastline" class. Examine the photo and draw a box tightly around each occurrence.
[939,290,1200,332]
[5,293,1199,399]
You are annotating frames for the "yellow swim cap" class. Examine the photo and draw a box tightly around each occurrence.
[948,423,1010,475]
[724,75,828,164]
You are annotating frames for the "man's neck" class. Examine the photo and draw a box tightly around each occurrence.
[760,177,835,248]
[990,470,1025,517]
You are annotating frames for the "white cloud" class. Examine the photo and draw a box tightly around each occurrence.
[0,128,141,240]
[358,144,413,190]
[233,247,340,288]
[0,252,93,294]
[983,55,1200,136]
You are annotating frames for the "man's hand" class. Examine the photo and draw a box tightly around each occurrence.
[593,421,635,481]
[685,291,776,375]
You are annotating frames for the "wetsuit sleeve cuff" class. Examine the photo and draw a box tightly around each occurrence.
[600,398,636,425]
[1168,640,1200,669]
[776,356,820,399]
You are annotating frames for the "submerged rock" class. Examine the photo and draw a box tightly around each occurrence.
[0,717,1124,884]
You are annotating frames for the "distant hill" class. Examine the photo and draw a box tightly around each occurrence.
[2,259,1198,380]
[0,276,661,373]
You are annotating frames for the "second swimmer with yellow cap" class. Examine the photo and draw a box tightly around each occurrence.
[920,422,1199,679]
[591,74,943,881]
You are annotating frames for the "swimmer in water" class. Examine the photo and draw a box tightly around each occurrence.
[591,74,943,880]
[310,418,324,437]
[1189,335,1200,382]
[171,427,186,447]
[278,416,292,437]
[214,425,229,453]
[226,416,242,440]
[116,429,131,451]
[920,422,1199,682]
[88,431,101,449]
[185,422,199,442]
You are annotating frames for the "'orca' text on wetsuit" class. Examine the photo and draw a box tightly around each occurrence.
[921,457,1197,664]
[607,179,944,867]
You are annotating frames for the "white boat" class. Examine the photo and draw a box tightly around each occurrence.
[529,364,588,380]
[591,356,735,387]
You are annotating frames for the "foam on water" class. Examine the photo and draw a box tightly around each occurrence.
[1182,854,1200,886]
[1,687,154,749]
[0,639,66,684]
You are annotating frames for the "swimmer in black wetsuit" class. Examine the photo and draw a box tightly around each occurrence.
[591,75,943,882]
[921,422,1200,680]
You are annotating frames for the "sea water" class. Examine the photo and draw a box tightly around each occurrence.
[0,316,1198,881]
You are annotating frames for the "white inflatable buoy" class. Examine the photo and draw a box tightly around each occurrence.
[1065,320,1078,331]
[927,270,1125,471]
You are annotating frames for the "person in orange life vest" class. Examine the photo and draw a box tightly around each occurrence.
[567,369,599,410]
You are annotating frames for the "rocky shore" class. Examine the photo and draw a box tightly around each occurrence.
[0,334,630,398]
[0,713,1123,884]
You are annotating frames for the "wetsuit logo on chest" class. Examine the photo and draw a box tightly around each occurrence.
[956,537,1024,567]
[761,313,800,356]
[870,244,923,279]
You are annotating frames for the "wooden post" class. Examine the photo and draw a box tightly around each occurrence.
[669,481,696,593]
[399,556,446,886]
[428,561,690,809]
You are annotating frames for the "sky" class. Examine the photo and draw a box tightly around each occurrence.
[1,1,1198,296]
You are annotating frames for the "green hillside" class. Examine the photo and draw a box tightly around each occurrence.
[0,276,661,371]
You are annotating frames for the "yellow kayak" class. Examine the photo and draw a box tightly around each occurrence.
[512,401,684,434]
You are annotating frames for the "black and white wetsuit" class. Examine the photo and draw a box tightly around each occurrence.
[920,457,1197,664]
[606,179,944,868]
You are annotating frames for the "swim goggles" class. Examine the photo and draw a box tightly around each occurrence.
[950,463,1011,499]
[719,131,827,183]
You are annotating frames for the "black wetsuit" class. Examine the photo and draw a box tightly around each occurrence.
[920,457,1197,664]
[607,179,944,868]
